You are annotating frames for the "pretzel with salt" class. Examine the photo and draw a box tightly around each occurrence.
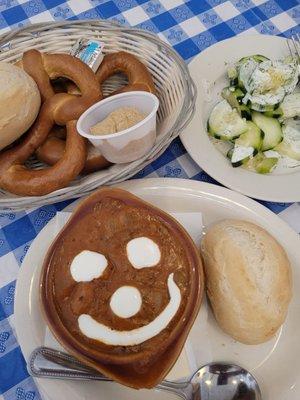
[0,49,102,196]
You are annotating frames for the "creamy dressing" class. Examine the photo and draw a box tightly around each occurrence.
[222,108,245,137]
[281,93,300,119]
[248,88,285,107]
[126,237,161,269]
[246,60,298,106]
[231,145,254,163]
[283,119,300,148]
[209,100,247,138]
[238,58,258,92]
[70,250,108,282]
[78,273,181,346]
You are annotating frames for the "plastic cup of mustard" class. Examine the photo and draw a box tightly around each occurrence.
[77,91,159,163]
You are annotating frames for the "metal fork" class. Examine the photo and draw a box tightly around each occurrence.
[287,33,300,62]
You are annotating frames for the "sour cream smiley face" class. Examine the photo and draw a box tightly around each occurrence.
[69,237,182,346]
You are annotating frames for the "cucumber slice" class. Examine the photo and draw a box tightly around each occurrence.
[233,88,244,101]
[229,121,262,166]
[256,157,278,174]
[228,66,238,80]
[221,87,240,109]
[237,61,257,92]
[244,152,278,174]
[231,145,254,167]
[208,100,248,140]
[274,141,300,160]
[237,55,269,90]
[221,86,250,119]
[227,147,246,167]
[264,107,283,118]
[227,66,238,86]
[251,111,282,151]
[239,104,251,120]
[227,148,249,168]
[238,55,270,65]
[274,120,300,160]
[249,103,278,112]
[230,77,238,87]
[244,59,298,107]
[222,87,247,117]
[235,121,262,150]
[238,77,245,91]
[280,93,300,119]
[227,148,234,160]
[252,54,270,63]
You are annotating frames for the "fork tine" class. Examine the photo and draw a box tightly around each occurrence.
[287,37,294,59]
[297,33,300,57]
[291,35,300,62]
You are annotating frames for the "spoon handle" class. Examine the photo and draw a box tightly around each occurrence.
[28,347,112,381]
[156,381,190,400]
[28,346,190,399]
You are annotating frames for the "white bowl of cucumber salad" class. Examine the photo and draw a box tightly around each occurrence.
[181,35,300,202]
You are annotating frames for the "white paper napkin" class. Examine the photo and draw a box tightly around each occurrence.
[43,210,209,380]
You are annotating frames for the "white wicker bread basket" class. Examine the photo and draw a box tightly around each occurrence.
[0,20,196,210]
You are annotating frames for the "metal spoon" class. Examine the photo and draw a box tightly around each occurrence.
[29,347,261,400]
[158,363,262,400]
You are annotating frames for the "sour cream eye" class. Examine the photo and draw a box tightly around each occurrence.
[70,250,108,282]
[126,237,161,269]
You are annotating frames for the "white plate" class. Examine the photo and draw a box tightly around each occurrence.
[15,178,300,400]
[180,34,300,202]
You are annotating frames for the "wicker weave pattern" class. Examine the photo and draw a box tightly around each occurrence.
[0,20,196,210]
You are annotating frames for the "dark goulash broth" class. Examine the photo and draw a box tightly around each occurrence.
[50,197,191,355]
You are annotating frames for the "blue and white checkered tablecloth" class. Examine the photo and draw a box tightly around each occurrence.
[0,0,299,398]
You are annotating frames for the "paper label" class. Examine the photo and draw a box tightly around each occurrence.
[70,38,104,72]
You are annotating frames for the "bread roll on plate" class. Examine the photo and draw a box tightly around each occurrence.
[0,62,41,150]
[201,219,292,345]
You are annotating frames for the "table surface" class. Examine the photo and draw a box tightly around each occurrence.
[0,0,299,398]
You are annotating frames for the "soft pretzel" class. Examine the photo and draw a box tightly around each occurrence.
[36,126,111,174]
[96,51,155,95]
[38,51,155,173]
[0,50,102,196]
[64,51,155,96]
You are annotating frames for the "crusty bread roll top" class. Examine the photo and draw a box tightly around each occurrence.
[201,219,292,345]
[0,62,41,150]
